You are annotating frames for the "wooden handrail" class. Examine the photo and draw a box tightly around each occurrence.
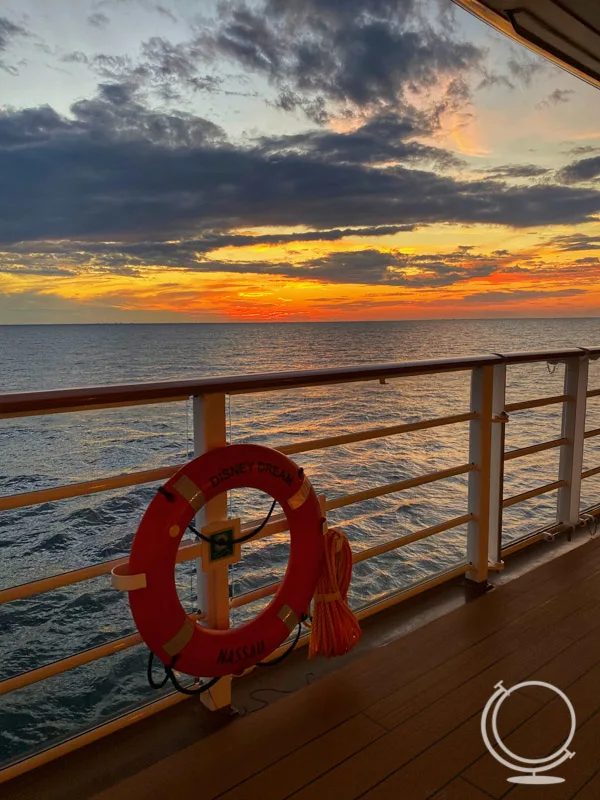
[1,348,594,418]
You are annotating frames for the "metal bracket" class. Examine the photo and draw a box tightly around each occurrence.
[111,562,147,591]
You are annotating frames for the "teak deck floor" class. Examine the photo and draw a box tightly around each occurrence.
[10,537,600,800]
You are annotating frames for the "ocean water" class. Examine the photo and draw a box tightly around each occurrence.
[2,319,600,765]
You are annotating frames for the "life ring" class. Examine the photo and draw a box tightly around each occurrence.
[122,444,325,677]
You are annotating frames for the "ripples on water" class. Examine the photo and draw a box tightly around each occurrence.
[1,319,600,763]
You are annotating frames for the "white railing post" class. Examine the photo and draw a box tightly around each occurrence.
[466,365,495,593]
[489,363,507,569]
[192,392,232,710]
[557,355,588,527]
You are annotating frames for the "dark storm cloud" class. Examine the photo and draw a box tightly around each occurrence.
[550,233,600,251]
[283,247,504,285]
[0,83,225,149]
[486,164,550,179]
[0,241,511,288]
[200,0,484,121]
[3,86,600,246]
[557,155,600,184]
[1,226,417,271]
[0,16,29,75]
[256,114,463,169]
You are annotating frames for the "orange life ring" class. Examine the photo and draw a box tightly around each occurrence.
[125,444,325,677]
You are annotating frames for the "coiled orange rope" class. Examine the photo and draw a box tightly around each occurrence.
[308,527,362,659]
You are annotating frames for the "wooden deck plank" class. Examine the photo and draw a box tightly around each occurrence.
[431,777,495,799]
[218,713,385,800]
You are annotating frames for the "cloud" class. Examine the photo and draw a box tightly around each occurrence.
[485,164,550,179]
[0,226,418,273]
[464,288,586,303]
[0,241,514,288]
[281,247,505,285]
[557,155,600,184]
[550,233,600,252]
[257,113,464,170]
[154,5,177,23]
[563,144,600,157]
[506,55,545,86]
[536,88,575,110]
[0,16,29,75]
[200,0,484,122]
[0,83,225,149]
[64,37,221,101]
[88,12,110,29]
[3,87,600,246]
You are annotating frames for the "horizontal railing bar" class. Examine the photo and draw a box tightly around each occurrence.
[503,480,567,509]
[0,465,183,512]
[505,395,571,412]
[231,512,473,609]
[498,348,587,364]
[351,513,473,564]
[0,613,205,697]
[1,348,591,418]
[326,464,473,511]
[231,581,279,609]
[582,465,600,480]
[0,539,204,606]
[0,634,141,696]
[0,690,190,785]
[587,388,600,399]
[277,413,476,456]
[354,563,470,622]
[584,427,600,439]
[0,356,503,417]
[503,438,567,461]
[0,505,292,605]
[0,415,475,512]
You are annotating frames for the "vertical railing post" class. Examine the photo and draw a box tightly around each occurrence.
[192,392,232,710]
[557,354,588,527]
[466,364,495,594]
[488,363,507,569]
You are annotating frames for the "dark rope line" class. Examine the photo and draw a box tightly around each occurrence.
[256,622,302,668]
[147,650,221,696]
[187,498,277,545]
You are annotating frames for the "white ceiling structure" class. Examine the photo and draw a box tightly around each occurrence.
[454,1,600,90]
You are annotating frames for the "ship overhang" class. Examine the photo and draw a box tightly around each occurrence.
[454,0,600,90]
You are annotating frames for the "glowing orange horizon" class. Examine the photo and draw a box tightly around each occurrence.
[2,222,600,322]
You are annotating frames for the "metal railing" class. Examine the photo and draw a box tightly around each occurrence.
[2,346,600,780]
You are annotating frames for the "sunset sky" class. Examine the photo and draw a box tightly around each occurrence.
[2,0,600,322]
